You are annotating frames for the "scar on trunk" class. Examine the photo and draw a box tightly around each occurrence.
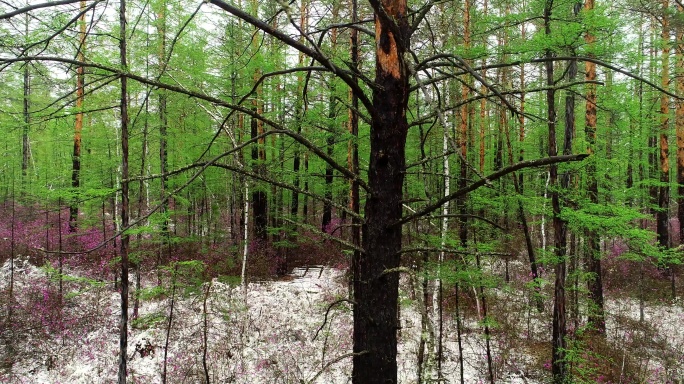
[376,24,401,79]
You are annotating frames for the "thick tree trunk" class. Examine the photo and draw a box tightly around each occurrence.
[353,1,409,382]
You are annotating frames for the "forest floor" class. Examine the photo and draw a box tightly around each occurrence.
[1,257,683,383]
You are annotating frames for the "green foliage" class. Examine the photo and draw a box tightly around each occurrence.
[137,285,167,301]
[216,275,241,287]
[165,260,207,296]
[131,312,166,330]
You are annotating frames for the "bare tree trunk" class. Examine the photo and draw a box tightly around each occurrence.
[657,0,671,249]
[117,0,130,382]
[457,0,472,251]
[21,12,30,180]
[545,2,568,382]
[155,0,169,239]
[353,1,410,382]
[162,264,178,384]
[322,4,340,233]
[676,1,684,300]
[584,0,605,334]
[347,0,360,300]
[69,0,86,232]
[202,282,211,384]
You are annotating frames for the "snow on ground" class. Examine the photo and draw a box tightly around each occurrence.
[1,258,683,383]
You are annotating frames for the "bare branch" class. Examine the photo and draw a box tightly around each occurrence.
[0,0,85,20]
[207,0,374,115]
[393,154,589,227]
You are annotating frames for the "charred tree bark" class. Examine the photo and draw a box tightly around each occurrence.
[353,1,410,382]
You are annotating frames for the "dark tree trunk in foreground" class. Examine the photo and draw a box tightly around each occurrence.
[353,1,410,382]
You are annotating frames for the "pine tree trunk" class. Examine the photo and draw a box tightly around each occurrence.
[657,0,670,249]
[584,0,605,334]
[353,1,409,382]
[322,6,340,233]
[347,0,361,300]
[676,1,684,300]
[118,1,130,382]
[546,2,567,382]
[21,13,30,179]
[70,0,86,232]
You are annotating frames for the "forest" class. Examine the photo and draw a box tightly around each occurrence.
[0,0,683,383]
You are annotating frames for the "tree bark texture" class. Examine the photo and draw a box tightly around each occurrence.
[353,1,409,382]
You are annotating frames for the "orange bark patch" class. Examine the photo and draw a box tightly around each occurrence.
[375,21,401,79]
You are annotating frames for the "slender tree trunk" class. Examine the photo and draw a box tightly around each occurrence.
[676,1,684,300]
[22,13,30,180]
[250,114,267,241]
[70,0,86,232]
[348,0,361,300]
[455,282,464,384]
[202,282,211,384]
[155,0,169,238]
[322,5,340,233]
[117,0,130,382]
[519,22,526,189]
[584,0,605,334]
[545,2,568,382]
[353,1,410,382]
[250,0,267,242]
[657,0,671,249]
[290,1,307,222]
[458,0,472,250]
[162,264,178,384]
[6,178,15,365]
